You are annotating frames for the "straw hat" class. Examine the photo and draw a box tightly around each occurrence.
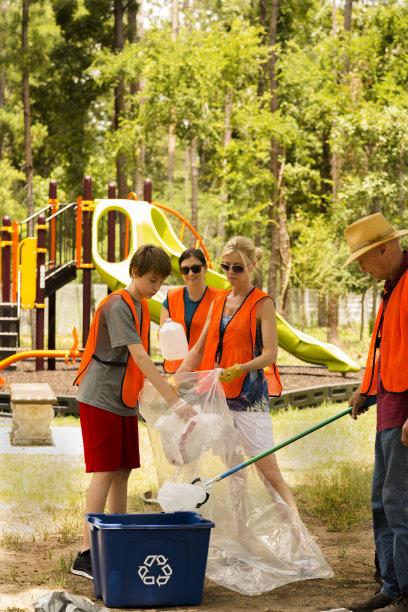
[343,212,408,267]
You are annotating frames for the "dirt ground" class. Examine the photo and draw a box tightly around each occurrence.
[0,521,377,612]
[1,362,373,612]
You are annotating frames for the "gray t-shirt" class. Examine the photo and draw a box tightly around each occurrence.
[77,291,143,416]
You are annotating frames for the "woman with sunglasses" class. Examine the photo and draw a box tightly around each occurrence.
[160,248,222,373]
[176,236,299,515]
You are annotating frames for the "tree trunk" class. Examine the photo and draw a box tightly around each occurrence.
[184,144,190,219]
[328,0,353,341]
[114,0,128,198]
[298,287,306,330]
[399,150,405,219]
[190,137,199,246]
[317,294,327,327]
[254,0,269,290]
[0,68,5,158]
[344,0,353,31]
[168,0,178,198]
[360,289,366,342]
[215,88,233,257]
[22,0,34,237]
[266,0,281,301]
[327,294,339,343]
[253,226,264,290]
[277,155,291,317]
[128,0,144,195]
[332,0,337,36]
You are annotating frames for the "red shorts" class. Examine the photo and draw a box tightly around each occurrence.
[79,402,140,473]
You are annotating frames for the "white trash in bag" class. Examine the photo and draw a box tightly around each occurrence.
[154,405,223,466]
[157,481,207,512]
[159,318,189,360]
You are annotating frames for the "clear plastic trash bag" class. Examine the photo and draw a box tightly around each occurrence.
[139,369,333,596]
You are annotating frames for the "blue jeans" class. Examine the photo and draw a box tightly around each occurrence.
[372,428,408,598]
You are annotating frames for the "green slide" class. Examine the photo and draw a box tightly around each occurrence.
[91,199,360,373]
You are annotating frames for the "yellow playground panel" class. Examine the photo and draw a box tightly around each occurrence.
[18,237,37,309]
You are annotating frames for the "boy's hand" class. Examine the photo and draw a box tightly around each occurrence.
[219,364,243,383]
[172,399,197,422]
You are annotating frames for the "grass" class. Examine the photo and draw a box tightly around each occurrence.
[0,402,376,542]
[0,421,160,543]
[51,415,80,426]
[272,403,376,530]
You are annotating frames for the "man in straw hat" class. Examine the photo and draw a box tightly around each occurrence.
[343,213,408,612]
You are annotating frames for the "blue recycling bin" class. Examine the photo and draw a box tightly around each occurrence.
[86,511,215,608]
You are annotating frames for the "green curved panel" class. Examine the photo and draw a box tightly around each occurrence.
[276,312,360,372]
[91,199,360,373]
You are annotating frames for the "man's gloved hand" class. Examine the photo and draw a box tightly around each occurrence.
[218,363,243,383]
[167,374,180,395]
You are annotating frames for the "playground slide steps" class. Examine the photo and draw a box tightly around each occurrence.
[45,261,77,298]
[0,303,19,365]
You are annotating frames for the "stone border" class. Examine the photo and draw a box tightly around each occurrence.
[0,382,360,417]
[269,381,360,411]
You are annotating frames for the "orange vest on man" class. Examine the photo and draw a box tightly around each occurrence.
[361,268,408,396]
[164,286,221,373]
[74,289,149,408]
[200,287,282,399]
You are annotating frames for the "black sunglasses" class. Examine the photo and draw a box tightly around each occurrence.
[220,262,245,274]
[180,264,203,275]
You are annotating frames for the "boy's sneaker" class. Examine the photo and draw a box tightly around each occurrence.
[71,549,93,580]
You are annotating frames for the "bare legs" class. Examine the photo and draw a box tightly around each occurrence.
[81,468,132,551]
[255,454,299,516]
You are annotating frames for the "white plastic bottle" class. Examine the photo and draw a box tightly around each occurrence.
[159,318,189,360]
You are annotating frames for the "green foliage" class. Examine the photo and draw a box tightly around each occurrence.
[290,214,350,295]
[2,0,408,310]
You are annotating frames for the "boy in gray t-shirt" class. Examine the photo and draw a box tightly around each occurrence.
[77,292,143,416]
[71,245,196,581]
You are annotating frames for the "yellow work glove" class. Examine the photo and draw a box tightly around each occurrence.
[167,374,180,395]
[218,364,243,383]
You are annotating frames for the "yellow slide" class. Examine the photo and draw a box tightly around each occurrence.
[91,199,360,373]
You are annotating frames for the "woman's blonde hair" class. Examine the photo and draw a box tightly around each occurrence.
[222,236,263,273]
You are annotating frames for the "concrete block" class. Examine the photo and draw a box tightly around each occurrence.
[9,383,57,446]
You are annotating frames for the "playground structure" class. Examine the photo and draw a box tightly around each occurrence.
[0,175,360,375]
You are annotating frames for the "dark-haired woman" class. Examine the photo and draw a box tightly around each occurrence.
[159,248,222,373]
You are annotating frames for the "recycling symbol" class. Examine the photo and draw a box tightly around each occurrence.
[138,554,173,587]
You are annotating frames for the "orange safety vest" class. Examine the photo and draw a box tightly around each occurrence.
[200,287,282,398]
[361,268,408,396]
[74,289,150,409]
[164,286,222,373]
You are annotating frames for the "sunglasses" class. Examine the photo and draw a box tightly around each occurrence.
[180,264,203,275]
[220,262,245,274]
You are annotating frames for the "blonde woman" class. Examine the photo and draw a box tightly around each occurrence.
[177,236,298,515]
